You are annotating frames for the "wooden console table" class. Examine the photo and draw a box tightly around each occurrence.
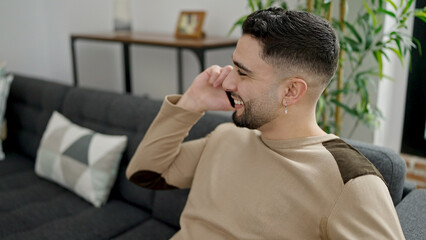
[70,32,238,94]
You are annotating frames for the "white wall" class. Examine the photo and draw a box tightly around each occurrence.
[45,0,114,85]
[374,1,416,153]
[1,0,248,94]
[0,1,50,78]
[0,0,113,85]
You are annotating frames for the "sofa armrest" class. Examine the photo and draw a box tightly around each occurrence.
[403,180,417,198]
[396,189,426,240]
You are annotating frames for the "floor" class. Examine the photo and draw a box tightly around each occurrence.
[401,153,426,189]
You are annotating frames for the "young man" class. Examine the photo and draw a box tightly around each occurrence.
[127,8,404,239]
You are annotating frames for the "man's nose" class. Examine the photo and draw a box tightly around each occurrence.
[222,69,238,91]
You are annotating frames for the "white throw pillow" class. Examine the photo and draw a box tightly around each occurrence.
[35,111,128,207]
[0,62,13,161]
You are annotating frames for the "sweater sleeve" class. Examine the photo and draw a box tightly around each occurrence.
[325,175,405,240]
[126,95,208,189]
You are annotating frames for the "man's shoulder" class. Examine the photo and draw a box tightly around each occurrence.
[322,138,384,185]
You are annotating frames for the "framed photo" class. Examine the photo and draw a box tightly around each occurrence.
[175,11,206,39]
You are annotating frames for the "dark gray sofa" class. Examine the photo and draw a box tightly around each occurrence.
[0,75,425,240]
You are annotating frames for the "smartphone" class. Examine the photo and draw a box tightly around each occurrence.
[226,91,235,108]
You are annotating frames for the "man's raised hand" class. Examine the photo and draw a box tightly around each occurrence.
[177,65,234,113]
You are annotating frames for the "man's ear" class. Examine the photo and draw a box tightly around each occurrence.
[281,78,307,106]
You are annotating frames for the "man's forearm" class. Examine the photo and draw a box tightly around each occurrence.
[126,95,205,189]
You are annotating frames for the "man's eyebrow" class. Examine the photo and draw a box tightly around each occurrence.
[233,60,253,74]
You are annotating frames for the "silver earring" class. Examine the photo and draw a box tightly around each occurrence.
[284,103,288,115]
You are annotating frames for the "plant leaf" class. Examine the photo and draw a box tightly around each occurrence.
[329,88,351,96]
[363,0,377,27]
[414,8,426,22]
[388,47,404,65]
[373,50,383,78]
[331,99,358,116]
[344,37,362,52]
[248,0,255,12]
[395,37,403,57]
[379,49,390,62]
[375,24,383,34]
[255,0,263,10]
[266,0,276,8]
[365,31,374,50]
[412,37,422,56]
[402,0,414,16]
[316,95,325,121]
[368,71,394,81]
[227,15,248,36]
[324,2,331,14]
[384,0,397,11]
[345,21,362,43]
[377,8,396,18]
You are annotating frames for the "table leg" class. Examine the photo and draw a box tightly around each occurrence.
[176,48,206,94]
[123,43,132,94]
[190,49,205,73]
[71,37,79,87]
[177,48,183,94]
[198,50,205,72]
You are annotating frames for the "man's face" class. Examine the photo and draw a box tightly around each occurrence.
[223,35,284,130]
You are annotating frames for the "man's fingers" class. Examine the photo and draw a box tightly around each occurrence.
[207,65,221,84]
[195,65,232,89]
[213,65,233,88]
[184,65,235,112]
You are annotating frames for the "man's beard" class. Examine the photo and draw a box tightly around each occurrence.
[232,92,281,130]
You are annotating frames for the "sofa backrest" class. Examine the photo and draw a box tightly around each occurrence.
[4,75,69,158]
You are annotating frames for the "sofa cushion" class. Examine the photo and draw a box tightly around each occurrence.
[0,195,150,240]
[112,218,177,240]
[345,139,406,205]
[4,75,69,159]
[115,167,155,211]
[0,152,165,240]
[35,111,127,207]
[152,189,190,228]
[396,189,426,240]
[0,152,33,177]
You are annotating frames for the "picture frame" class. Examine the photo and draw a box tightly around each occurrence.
[175,11,206,39]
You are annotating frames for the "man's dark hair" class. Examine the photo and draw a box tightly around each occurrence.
[242,8,339,86]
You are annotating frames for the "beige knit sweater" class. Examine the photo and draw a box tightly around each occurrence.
[126,95,405,240]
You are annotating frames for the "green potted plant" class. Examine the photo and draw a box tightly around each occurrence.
[229,0,426,137]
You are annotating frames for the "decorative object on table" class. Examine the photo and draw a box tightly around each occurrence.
[35,111,128,207]
[0,62,13,161]
[175,11,206,39]
[114,0,132,32]
[229,0,426,137]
